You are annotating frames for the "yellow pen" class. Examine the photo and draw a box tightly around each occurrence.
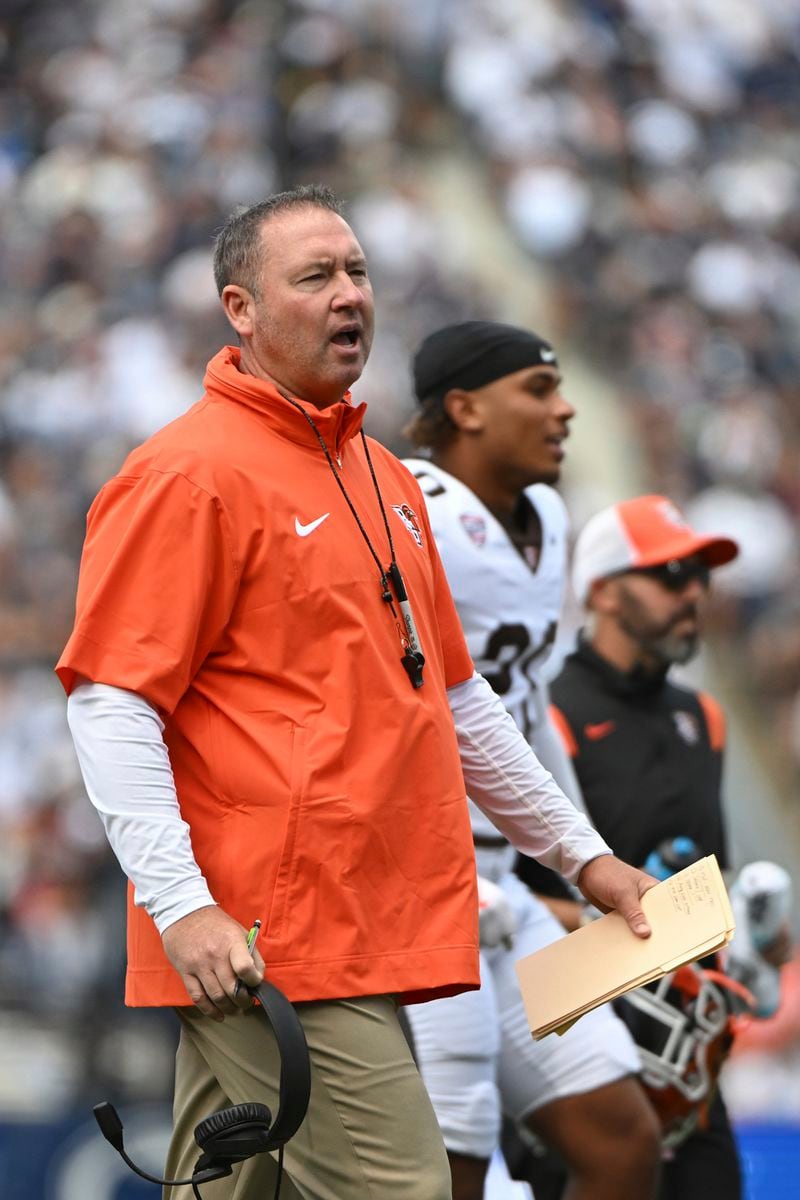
[246,919,261,954]
[234,918,261,999]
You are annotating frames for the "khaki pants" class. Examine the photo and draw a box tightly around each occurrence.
[163,995,452,1200]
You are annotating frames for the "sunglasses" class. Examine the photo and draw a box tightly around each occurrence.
[626,558,711,592]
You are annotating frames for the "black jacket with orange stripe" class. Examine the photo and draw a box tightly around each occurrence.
[517,635,728,897]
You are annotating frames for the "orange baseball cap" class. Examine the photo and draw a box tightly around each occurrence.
[572,494,739,606]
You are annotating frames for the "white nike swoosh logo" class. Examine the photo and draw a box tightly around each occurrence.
[540,348,556,362]
[295,513,330,537]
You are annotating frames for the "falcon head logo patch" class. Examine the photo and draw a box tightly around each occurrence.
[392,503,423,547]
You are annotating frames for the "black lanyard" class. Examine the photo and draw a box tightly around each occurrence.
[283,397,425,689]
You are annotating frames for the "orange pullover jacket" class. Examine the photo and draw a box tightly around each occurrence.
[57,346,479,1006]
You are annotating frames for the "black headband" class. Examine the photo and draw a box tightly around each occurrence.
[413,321,558,403]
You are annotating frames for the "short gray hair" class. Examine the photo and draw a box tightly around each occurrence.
[212,184,343,298]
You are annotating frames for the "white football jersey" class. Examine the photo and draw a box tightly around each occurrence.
[404,458,569,744]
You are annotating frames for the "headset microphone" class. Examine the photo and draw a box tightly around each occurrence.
[93,980,311,1198]
[93,1099,245,1188]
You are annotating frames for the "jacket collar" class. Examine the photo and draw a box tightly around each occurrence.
[204,345,367,455]
[572,632,669,698]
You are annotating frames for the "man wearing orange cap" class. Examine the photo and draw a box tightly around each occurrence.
[550,494,737,874]
[547,495,743,1199]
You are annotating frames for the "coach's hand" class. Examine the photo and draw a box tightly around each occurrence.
[577,855,657,939]
[162,905,265,1020]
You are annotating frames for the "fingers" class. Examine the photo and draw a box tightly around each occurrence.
[193,935,265,1017]
[578,856,656,939]
[618,898,651,939]
[184,973,231,1021]
[162,907,267,1020]
[230,939,265,989]
[231,944,266,1009]
[617,872,657,938]
[187,949,261,1018]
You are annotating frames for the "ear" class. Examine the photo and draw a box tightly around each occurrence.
[587,576,621,616]
[442,388,486,435]
[221,285,256,338]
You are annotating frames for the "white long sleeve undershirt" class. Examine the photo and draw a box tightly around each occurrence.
[67,682,215,934]
[446,672,609,880]
[67,672,610,935]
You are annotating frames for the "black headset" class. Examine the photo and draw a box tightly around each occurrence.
[94,980,311,1198]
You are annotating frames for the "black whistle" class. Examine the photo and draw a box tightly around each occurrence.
[401,650,425,689]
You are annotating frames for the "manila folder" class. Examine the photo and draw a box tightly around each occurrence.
[515,855,734,1040]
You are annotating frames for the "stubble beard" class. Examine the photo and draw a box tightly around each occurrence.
[618,590,701,668]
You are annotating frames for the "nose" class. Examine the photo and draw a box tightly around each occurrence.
[331,270,366,311]
[554,388,576,423]
[680,575,707,601]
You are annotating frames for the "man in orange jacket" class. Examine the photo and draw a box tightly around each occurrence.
[59,184,656,1200]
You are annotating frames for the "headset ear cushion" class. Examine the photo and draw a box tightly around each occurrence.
[194,1102,272,1149]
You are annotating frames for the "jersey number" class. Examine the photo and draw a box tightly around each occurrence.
[478,622,557,739]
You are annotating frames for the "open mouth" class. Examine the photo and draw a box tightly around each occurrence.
[331,329,360,348]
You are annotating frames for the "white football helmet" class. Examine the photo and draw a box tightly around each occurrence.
[617,963,752,1147]
[727,860,793,1017]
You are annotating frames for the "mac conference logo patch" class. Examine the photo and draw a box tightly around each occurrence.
[460,513,487,547]
[392,503,423,547]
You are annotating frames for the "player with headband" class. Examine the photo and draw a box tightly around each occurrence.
[403,321,661,1200]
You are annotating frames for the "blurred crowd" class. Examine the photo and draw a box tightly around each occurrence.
[1,0,799,1117]
[440,0,800,767]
